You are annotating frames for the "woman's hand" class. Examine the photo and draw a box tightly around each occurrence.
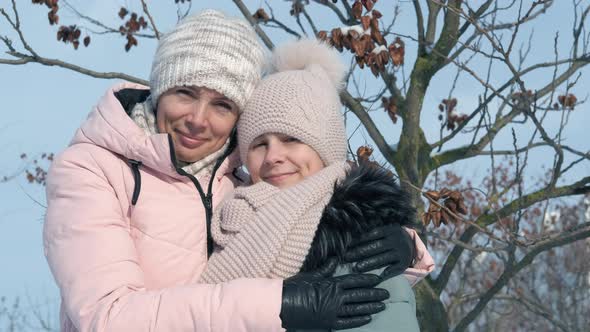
[280,270,389,330]
[344,224,415,279]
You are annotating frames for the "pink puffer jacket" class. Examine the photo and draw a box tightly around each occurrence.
[43,82,284,332]
[44,82,434,332]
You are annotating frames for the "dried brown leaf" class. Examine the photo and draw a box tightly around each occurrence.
[357,145,374,161]
[352,1,363,19]
[253,8,270,22]
[361,16,371,30]
[422,213,431,226]
[424,190,441,201]
[432,211,441,227]
[118,7,128,19]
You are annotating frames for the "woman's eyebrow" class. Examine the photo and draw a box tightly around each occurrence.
[216,95,233,102]
[216,96,237,107]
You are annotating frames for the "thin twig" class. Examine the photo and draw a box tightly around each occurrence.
[62,0,155,38]
[1,0,38,57]
[232,0,274,49]
[1,51,147,84]
[301,7,318,37]
[453,222,590,331]
[140,0,160,40]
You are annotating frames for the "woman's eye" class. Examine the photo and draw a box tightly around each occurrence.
[284,136,300,143]
[176,88,193,97]
[215,102,232,110]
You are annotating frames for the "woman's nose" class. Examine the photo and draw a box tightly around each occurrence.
[185,101,208,130]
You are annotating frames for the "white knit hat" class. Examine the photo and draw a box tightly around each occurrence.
[150,9,267,110]
[238,38,348,166]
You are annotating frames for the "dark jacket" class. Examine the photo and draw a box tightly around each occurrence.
[302,162,416,273]
[300,163,420,332]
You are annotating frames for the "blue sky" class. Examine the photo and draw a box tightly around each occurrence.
[0,0,587,326]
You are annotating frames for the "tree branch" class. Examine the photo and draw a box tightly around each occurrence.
[433,177,590,295]
[431,54,590,151]
[430,0,462,67]
[412,0,425,55]
[301,7,319,37]
[453,222,590,331]
[140,0,160,40]
[232,0,274,50]
[261,3,301,38]
[2,52,147,84]
[313,0,351,25]
[424,0,442,46]
[458,0,494,38]
[493,295,570,332]
[380,70,405,108]
[340,90,397,166]
[61,0,155,39]
[478,142,548,156]
[431,56,590,169]
[1,0,38,57]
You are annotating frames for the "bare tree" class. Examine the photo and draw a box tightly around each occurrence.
[0,295,58,332]
[2,0,589,330]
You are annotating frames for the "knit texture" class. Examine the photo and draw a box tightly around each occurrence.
[200,161,349,282]
[149,9,266,110]
[200,39,351,283]
[238,39,347,166]
[129,97,228,180]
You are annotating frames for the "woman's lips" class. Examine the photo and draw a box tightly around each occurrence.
[177,131,207,149]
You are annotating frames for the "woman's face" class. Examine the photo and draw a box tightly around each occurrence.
[247,133,325,189]
[156,86,238,163]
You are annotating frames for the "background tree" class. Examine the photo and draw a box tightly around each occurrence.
[1,0,589,331]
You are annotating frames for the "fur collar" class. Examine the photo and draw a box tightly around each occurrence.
[300,163,416,272]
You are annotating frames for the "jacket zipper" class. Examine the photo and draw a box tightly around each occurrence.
[167,133,236,258]
[128,159,143,205]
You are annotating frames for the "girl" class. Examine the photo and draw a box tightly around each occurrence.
[200,39,434,331]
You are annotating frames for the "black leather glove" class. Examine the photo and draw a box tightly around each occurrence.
[344,224,415,279]
[280,267,389,330]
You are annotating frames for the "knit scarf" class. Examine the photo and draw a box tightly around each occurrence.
[130,96,229,180]
[200,161,350,283]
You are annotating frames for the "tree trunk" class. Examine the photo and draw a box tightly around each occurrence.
[415,281,449,331]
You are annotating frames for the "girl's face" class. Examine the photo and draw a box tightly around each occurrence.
[246,133,325,189]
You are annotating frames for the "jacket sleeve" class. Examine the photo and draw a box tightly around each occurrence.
[367,274,420,332]
[43,145,284,332]
[403,227,435,287]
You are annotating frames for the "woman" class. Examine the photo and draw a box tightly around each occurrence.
[200,39,434,331]
[43,9,425,332]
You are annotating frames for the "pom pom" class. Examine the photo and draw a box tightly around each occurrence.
[270,38,346,90]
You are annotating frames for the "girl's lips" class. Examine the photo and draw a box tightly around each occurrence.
[177,131,207,149]
[263,172,296,184]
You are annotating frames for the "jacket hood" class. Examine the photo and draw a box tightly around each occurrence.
[70,82,240,180]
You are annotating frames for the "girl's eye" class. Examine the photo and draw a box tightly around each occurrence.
[251,141,267,149]
[283,136,300,143]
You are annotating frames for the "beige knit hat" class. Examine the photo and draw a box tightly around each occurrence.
[149,9,266,110]
[238,38,348,166]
